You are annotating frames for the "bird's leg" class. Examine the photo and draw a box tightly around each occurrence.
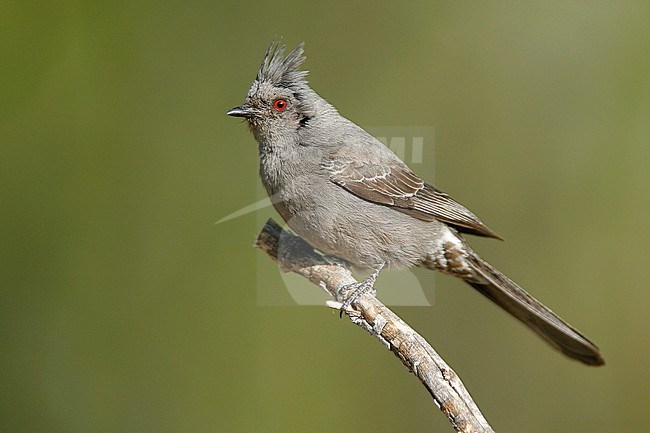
[338,263,385,318]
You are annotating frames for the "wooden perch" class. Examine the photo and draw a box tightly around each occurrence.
[255,218,495,433]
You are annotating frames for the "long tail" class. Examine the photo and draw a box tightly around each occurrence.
[436,249,605,366]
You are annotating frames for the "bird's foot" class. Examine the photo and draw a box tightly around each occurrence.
[338,264,384,318]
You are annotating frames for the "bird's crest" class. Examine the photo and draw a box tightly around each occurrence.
[256,40,309,92]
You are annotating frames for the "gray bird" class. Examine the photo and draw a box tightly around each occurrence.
[227,41,604,366]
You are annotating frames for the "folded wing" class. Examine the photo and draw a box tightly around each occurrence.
[326,156,501,239]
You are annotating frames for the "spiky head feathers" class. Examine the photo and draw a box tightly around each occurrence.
[256,41,309,93]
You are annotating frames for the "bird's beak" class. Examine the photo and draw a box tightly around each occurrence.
[226,105,258,119]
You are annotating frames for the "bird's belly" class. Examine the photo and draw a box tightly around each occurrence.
[271,182,442,270]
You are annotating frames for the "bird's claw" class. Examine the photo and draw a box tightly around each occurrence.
[337,263,384,318]
[338,280,377,318]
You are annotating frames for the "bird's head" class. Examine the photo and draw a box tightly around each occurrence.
[227,41,317,144]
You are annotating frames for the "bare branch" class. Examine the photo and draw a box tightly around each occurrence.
[255,219,495,433]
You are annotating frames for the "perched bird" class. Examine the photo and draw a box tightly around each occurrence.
[227,41,604,366]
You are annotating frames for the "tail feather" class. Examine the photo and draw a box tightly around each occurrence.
[464,252,604,366]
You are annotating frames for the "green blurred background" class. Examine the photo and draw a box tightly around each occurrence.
[1,2,649,432]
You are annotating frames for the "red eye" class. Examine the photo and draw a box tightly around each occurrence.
[273,99,288,111]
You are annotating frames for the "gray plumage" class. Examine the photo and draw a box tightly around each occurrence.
[227,41,604,366]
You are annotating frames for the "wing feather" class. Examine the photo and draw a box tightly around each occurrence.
[327,158,501,239]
